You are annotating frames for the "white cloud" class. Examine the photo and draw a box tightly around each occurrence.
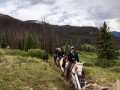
[14,4,52,20]
[0,0,120,32]
[106,19,120,32]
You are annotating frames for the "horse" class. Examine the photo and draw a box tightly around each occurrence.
[42,53,48,62]
[56,57,60,67]
[42,51,48,62]
[71,62,84,90]
[59,56,68,76]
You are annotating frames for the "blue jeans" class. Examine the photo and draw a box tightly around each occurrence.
[54,54,57,64]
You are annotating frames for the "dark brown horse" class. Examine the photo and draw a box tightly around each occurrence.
[43,53,48,62]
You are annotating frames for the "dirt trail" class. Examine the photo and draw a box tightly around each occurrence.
[61,77,75,90]
[48,61,75,90]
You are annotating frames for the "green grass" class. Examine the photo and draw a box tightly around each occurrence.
[78,51,120,86]
[84,66,120,86]
[0,49,67,90]
[78,51,97,66]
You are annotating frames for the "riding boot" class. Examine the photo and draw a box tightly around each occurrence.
[65,62,72,81]
[66,68,70,80]
[54,57,56,64]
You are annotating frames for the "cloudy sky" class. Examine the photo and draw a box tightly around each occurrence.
[0,0,120,31]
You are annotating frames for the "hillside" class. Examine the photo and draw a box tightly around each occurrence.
[0,13,120,53]
[112,31,120,37]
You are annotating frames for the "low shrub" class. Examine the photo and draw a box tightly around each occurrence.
[81,44,95,52]
[84,61,94,66]
[4,49,47,59]
[27,49,44,59]
[5,49,26,56]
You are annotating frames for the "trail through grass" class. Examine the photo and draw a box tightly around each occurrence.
[0,49,120,90]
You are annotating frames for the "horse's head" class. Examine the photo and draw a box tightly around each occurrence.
[74,62,84,79]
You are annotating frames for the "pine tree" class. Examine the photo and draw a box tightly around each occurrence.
[24,32,35,51]
[97,22,117,60]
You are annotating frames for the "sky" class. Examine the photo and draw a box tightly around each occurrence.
[0,0,120,32]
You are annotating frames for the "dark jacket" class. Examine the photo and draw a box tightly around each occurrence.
[54,49,58,55]
[68,51,79,63]
[58,51,64,58]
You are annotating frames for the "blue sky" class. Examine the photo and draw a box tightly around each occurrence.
[0,0,120,32]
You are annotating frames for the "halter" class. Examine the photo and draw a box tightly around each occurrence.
[72,63,83,76]
[71,63,83,90]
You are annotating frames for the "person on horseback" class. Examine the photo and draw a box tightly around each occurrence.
[66,46,79,81]
[55,48,64,67]
[57,48,64,59]
[54,48,58,64]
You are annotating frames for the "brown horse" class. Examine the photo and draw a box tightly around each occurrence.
[59,56,68,76]
[43,53,48,62]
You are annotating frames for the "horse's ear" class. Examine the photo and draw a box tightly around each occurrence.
[82,61,84,64]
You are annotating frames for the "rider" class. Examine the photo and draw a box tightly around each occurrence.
[57,48,64,59]
[54,48,58,64]
[66,46,79,80]
[55,48,64,67]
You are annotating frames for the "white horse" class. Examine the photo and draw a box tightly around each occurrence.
[71,62,84,90]
[56,57,61,67]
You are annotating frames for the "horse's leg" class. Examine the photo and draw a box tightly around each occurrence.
[60,66,64,77]
[56,59,59,67]
[64,68,66,78]
[70,74,76,88]
[46,59,48,62]
[70,63,74,71]
[61,71,64,77]
[54,56,57,65]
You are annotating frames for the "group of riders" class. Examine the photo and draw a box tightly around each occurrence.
[53,46,81,81]
[53,47,100,89]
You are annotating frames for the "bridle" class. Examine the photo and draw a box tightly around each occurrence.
[72,63,83,77]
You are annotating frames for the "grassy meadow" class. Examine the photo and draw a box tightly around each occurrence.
[0,49,68,90]
[0,49,120,90]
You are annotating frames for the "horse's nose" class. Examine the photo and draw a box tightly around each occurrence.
[78,72,82,77]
